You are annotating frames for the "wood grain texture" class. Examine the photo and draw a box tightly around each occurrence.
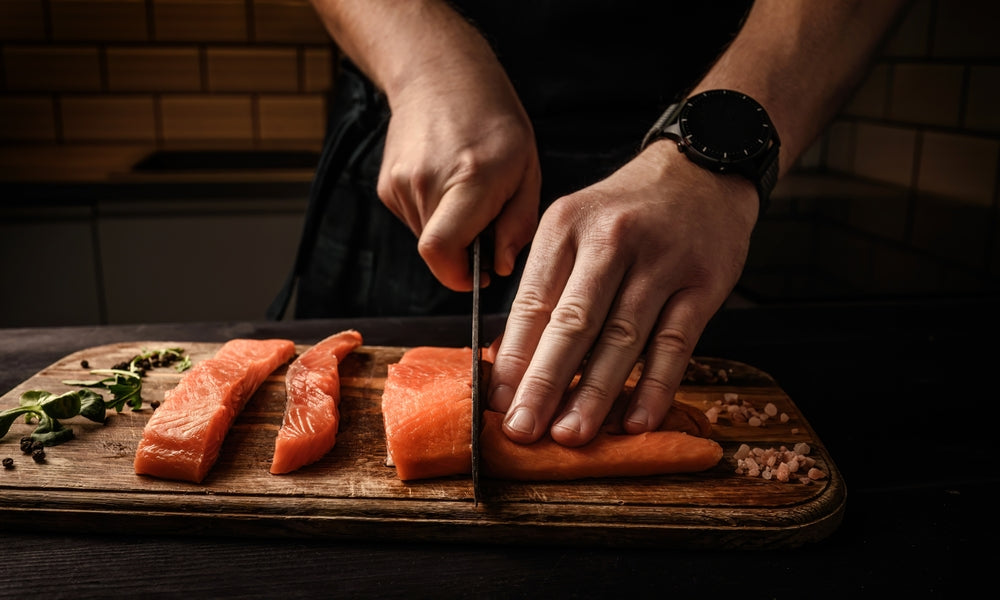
[0,341,845,549]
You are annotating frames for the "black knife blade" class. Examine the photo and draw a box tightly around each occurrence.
[470,234,484,505]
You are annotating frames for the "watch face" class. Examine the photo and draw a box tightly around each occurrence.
[679,90,773,165]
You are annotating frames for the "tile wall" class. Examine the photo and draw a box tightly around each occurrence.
[0,0,334,147]
[746,0,1000,301]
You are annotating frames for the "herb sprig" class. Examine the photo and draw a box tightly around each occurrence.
[0,389,106,446]
[0,347,191,447]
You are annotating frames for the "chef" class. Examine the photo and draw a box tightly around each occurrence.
[271,0,910,447]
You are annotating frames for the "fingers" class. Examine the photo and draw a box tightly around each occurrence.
[489,209,626,445]
[491,153,541,277]
[416,156,541,292]
[621,289,710,435]
[549,272,667,446]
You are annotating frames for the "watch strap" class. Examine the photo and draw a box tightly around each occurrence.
[754,142,780,215]
[640,101,682,151]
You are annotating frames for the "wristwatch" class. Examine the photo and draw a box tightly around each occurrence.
[640,89,780,213]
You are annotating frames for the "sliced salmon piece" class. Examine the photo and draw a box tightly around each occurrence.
[481,411,723,480]
[380,346,722,482]
[270,329,363,475]
[381,347,474,481]
[134,338,296,483]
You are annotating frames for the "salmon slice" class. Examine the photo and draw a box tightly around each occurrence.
[270,329,363,475]
[481,411,723,480]
[380,346,722,482]
[381,347,474,481]
[134,338,296,483]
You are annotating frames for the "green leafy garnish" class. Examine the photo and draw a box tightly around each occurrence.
[0,347,192,447]
[62,347,191,412]
[62,369,143,412]
[0,389,106,446]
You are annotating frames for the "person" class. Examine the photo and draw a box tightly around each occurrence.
[273,0,909,448]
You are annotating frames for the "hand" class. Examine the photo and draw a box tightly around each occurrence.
[487,141,759,446]
[376,57,541,291]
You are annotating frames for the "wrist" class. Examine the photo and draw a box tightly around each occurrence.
[639,139,760,224]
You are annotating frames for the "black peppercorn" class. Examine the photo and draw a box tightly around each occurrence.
[2,457,13,469]
[31,448,46,463]
[81,359,89,369]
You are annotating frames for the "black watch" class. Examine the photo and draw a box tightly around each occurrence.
[640,89,780,213]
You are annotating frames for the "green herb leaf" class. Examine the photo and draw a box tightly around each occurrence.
[20,390,52,407]
[175,355,192,372]
[0,407,37,438]
[32,424,75,446]
[39,390,83,420]
[79,390,108,423]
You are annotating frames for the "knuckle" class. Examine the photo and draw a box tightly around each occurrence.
[636,372,678,399]
[601,315,643,350]
[549,298,599,338]
[571,378,615,408]
[650,326,693,357]
[509,287,556,319]
[517,372,565,405]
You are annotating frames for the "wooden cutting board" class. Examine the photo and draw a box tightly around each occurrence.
[0,341,844,549]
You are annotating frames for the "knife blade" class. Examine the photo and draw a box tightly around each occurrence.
[470,234,484,505]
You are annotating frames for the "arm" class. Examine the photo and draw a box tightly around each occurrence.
[309,0,541,289]
[488,0,911,446]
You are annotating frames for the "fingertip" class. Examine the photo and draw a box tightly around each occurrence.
[487,382,514,413]
[622,405,653,435]
[550,410,597,447]
[502,406,542,443]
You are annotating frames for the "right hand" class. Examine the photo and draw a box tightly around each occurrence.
[376,55,541,292]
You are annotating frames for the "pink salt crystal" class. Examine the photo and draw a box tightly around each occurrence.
[748,416,762,427]
[780,413,790,423]
[734,444,751,460]
[723,392,739,403]
[705,406,719,423]
[807,468,827,480]
[793,442,811,455]
[776,462,790,482]
[791,427,800,434]
[764,402,778,417]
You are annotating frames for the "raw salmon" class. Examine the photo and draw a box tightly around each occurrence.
[380,346,723,482]
[270,329,363,475]
[481,411,723,481]
[381,347,474,481]
[134,338,296,483]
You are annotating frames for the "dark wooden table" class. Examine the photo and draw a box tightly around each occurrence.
[1,300,996,597]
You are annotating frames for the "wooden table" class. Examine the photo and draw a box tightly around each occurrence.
[1,301,996,596]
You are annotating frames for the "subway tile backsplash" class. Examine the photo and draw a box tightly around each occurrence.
[1,0,333,147]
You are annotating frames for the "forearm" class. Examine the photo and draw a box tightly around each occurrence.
[309,0,502,103]
[692,0,911,172]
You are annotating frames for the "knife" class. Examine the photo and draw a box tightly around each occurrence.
[470,229,493,505]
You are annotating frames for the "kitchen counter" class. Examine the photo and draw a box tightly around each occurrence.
[1,298,996,597]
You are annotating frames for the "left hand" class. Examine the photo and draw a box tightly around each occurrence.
[487,140,758,446]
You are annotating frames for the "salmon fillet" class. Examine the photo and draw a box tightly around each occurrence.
[134,338,296,483]
[381,346,723,482]
[270,329,363,475]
